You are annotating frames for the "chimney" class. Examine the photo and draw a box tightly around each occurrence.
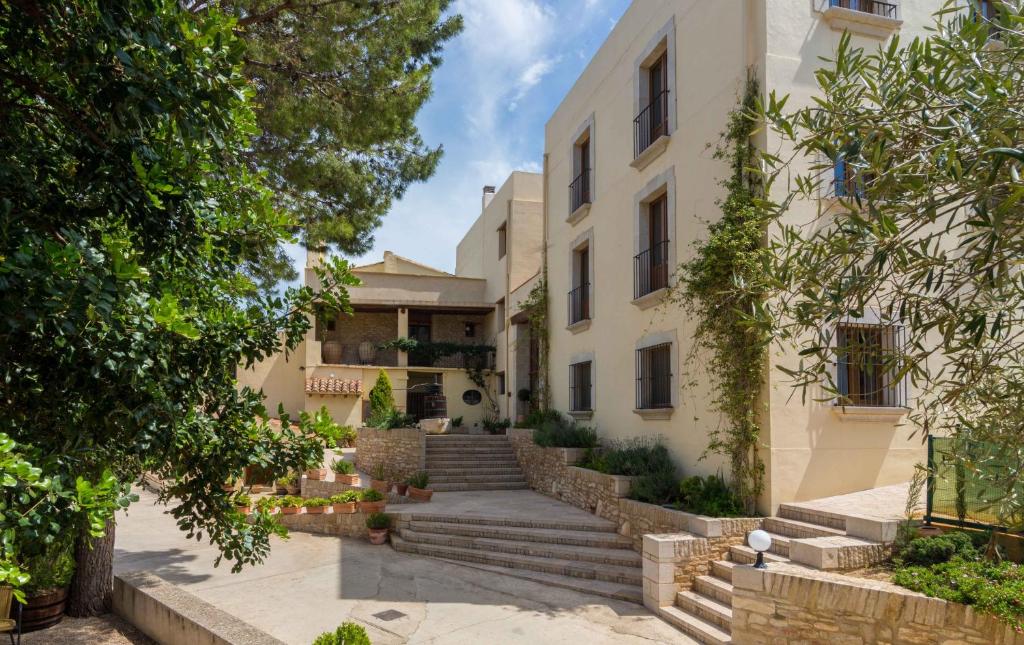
[482,185,496,212]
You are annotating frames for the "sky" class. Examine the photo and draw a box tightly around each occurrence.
[284,0,631,283]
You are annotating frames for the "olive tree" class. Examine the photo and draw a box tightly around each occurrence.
[758,1,1024,529]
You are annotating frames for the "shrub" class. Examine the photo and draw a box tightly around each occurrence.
[896,532,980,567]
[451,416,463,428]
[532,413,597,449]
[407,471,429,489]
[232,493,252,508]
[368,369,395,420]
[276,472,297,486]
[370,407,414,430]
[893,559,1024,631]
[331,459,355,475]
[359,489,384,502]
[278,495,303,508]
[330,490,360,504]
[630,469,679,505]
[515,408,561,429]
[580,438,678,505]
[303,497,331,508]
[677,475,745,517]
[312,621,371,645]
[366,512,392,530]
[22,532,75,594]
[482,417,511,434]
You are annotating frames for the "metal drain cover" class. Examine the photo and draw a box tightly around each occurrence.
[373,609,407,622]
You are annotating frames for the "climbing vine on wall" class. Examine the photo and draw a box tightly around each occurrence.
[521,277,549,410]
[668,75,772,514]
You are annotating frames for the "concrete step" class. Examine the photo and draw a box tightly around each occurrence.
[658,605,732,645]
[728,544,788,566]
[763,516,846,539]
[425,453,519,462]
[398,529,641,566]
[430,481,529,492]
[710,560,738,583]
[424,459,521,469]
[425,467,524,477]
[675,590,732,632]
[693,575,734,606]
[399,512,616,532]
[426,435,511,441]
[390,536,642,585]
[404,521,628,547]
[432,558,643,605]
[426,446,516,454]
[428,473,526,484]
[776,503,847,531]
[765,532,791,558]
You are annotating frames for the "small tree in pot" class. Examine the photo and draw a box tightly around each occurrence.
[366,512,392,545]
[406,471,433,502]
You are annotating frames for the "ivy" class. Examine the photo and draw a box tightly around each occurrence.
[668,75,773,514]
[520,278,549,410]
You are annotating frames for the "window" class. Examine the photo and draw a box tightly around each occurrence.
[464,322,477,338]
[634,193,670,299]
[498,372,506,396]
[835,321,907,407]
[568,244,590,325]
[570,134,592,214]
[634,51,669,158]
[833,156,875,199]
[497,222,507,259]
[495,298,505,335]
[325,317,336,332]
[570,361,593,412]
[636,343,672,410]
[827,0,897,18]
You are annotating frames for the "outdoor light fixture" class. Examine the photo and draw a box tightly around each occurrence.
[748,529,772,569]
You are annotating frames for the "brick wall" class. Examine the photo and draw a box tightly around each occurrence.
[731,563,1024,645]
[354,426,425,482]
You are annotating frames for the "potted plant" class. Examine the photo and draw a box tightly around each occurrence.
[233,492,252,514]
[222,474,239,492]
[406,471,433,502]
[276,472,299,495]
[330,490,359,514]
[254,496,279,514]
[366,512,392,545]
[303,497,331,514]
[331,458,359,485]
[369,463,390,494]
[394,478,409,496]
[19,534,75,632]
[306,464,327,481]
[279,495,303,515]
[357,488,386,513]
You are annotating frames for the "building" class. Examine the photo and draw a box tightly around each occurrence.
[238,172,543,430]
[543,0,935,514]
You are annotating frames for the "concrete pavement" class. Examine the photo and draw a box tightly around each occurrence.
[115,490,693,644]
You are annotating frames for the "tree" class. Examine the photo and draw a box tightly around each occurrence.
[0,0,357,613]
[759,1,1024,528]
[369,369,395,420]
[193,0,463,271]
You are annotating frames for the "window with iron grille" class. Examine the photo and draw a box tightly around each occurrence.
[568,245,590,325]
[835,321,907,407]
[570,135,592,214]
[636,343,672,409]
[633,51,670,158]
[569,361,593,412]
[634,194,670,299]
[827,0,898,19]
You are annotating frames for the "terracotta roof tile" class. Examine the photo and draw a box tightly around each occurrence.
[305,377,362,396]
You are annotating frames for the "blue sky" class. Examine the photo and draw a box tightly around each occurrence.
[285,0,631,281]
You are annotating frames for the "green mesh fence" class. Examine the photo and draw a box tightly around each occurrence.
[926,436,1017,529]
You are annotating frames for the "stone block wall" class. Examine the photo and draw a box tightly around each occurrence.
[274,509,371,539]
[355,426,425,481]
[731,563,1024,645]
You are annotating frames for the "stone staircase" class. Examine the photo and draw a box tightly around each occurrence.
[390,512,644,603]
[424,434,528,492]
[658,504,851,644]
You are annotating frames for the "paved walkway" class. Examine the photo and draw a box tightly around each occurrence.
[115,490,693,644]
[784,482,915,521]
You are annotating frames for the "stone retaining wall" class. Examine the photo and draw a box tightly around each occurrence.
[508,428,760,552]
[355,426,425,481]
[274,508,372,538]
[731,563,1024,645]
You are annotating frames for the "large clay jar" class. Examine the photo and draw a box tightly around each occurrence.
[322,340,343,364]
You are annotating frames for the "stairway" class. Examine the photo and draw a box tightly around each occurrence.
[390,512,643,603]
[658,505,848,644]
[424,434,528,491]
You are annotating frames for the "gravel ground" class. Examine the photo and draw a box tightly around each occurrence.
[20,614,153,645]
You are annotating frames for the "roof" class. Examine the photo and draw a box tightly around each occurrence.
[305,377,363,396]
[354,251,452,277]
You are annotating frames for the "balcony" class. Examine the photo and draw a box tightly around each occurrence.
[633,240,670,302]
[321,342,399,367]
[569,168,592,221]
[821,0,901,38]
[632,90,670,169]
[567,283,591,328]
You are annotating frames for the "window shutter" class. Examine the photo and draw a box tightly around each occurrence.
[834,158,847,198]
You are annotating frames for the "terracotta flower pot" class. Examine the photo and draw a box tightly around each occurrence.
[332,502,357,514]
[368,528,389,545]
[370,479,390,494]
[358,500,385,514]
[394,483,409,496]
[335,474,360,485]
[305,505,326,514]
[280,506,301,515]
[407,486,433,502]
[221,484,236,492]
[235,506,250,514]
[306,468,327,481]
